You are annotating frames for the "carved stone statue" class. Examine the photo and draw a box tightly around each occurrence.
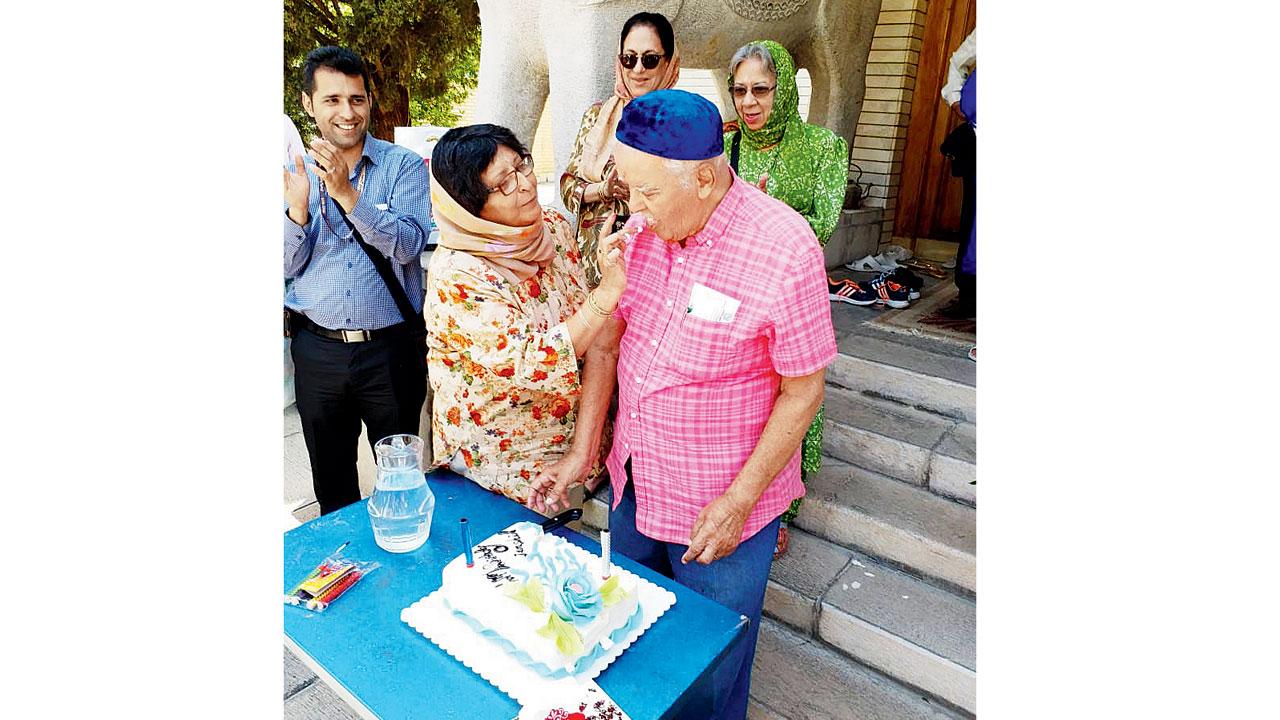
[473,0,879,178]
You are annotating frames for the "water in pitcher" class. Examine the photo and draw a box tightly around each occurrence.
[368,434,435,553]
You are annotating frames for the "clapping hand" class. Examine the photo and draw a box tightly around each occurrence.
[756,172,770,192]
[308,138,356,208]
[283,154,311,226]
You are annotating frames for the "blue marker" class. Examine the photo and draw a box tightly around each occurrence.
[460,518,474,567]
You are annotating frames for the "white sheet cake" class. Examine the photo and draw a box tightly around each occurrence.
[438,522,641,678]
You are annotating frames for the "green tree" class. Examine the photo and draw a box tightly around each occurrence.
[410,34,479,127]
[284,0,480,140]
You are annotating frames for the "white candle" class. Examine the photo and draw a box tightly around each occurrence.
[600,529,611,579]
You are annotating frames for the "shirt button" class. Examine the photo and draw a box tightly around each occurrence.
[347,262,352,269]
[666,300,673,307]
[676,257,684,264]
[650,340,658,347]
[346,290,351,297]
[346,318,351,324]
[629,412,637,419]
[634,377,641,383]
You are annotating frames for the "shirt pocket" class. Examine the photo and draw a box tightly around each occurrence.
[670,312,759,382]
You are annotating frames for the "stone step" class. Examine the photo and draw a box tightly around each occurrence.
[824,384,975,505]
[828,326,975,423]
[749,617,968,720]
[584,455,976,594]
[583,482,976,711]
[284,647,360,720]
[794,458,976,593]
[764,528,976,715]
[284,646,315,699]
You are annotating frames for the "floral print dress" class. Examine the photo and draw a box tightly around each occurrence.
[425,209,598,502]
[560,102,630,290]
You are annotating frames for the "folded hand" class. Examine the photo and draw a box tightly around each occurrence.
[681,491,753,565]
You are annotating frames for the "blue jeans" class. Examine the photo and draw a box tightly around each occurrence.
[610,475,780,720]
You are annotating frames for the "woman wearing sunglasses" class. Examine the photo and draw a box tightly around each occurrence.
[560,11,680,289]
[725,40,849,559]
[425,124,629,508]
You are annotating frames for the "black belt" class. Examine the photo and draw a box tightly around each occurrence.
[289,311,421,343]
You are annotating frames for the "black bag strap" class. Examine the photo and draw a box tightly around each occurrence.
[729,130,742,172]
[333,201,424,331]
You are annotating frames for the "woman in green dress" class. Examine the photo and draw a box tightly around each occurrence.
[725,40,849,558]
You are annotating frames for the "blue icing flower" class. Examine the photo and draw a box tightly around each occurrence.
[550,566,603,624]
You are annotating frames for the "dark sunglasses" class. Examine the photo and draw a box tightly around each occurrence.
[619,52,664,70]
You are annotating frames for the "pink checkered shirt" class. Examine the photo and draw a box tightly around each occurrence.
[605,177,838,545]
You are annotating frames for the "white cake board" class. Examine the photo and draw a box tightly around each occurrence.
[516,680,631,720]
[401,565,675,707]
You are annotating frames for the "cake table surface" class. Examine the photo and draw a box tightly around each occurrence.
[284,470,749,720]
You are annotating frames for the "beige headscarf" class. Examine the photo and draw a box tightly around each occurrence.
[430,165,556,286]
[577,45,682,183]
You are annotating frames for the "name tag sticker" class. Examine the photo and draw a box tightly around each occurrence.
[687,283,741,323]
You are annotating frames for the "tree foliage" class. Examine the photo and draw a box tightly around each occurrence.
[409,33,479,127]
[284,0,481,141]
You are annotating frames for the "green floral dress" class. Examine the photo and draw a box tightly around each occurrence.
[726,40,849,524]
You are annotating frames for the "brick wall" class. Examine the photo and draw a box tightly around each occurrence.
[849,0,928,247]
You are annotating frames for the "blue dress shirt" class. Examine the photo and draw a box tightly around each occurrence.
[284,134,432,331]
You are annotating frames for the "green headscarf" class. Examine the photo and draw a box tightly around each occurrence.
[729,40,804,150]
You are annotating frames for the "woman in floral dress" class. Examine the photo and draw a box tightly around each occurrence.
[426,124,628,508]
[725,40,849,558]
[559,11,680,289]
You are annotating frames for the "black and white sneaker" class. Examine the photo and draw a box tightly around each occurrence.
[828,278,878,305]
[887,268,923,300]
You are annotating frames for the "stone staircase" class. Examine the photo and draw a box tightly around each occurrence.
[583,290,977,718]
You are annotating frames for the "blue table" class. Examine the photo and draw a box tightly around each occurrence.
[284,471,747,720]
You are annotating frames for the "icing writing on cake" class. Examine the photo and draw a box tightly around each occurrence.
[472,527,529,585]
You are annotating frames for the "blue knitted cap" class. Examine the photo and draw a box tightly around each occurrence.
[615,89,723,161]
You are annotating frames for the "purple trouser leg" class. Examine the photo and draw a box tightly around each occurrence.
[960,67,977,277]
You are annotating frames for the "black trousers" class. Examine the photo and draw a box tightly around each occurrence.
[943,122,977,313]
[291,325,427,514]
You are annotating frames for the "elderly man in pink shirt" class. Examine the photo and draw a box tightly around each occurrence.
[531,89,836,720]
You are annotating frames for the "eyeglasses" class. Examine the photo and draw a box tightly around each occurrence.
[730,84,776,100]
[619,52,665,70]
[487,154,535,196]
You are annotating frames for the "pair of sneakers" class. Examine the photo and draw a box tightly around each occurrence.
[828,269,921,309]
[828,276,912,308]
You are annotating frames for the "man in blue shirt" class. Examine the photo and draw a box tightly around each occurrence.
[283,46,432,514]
